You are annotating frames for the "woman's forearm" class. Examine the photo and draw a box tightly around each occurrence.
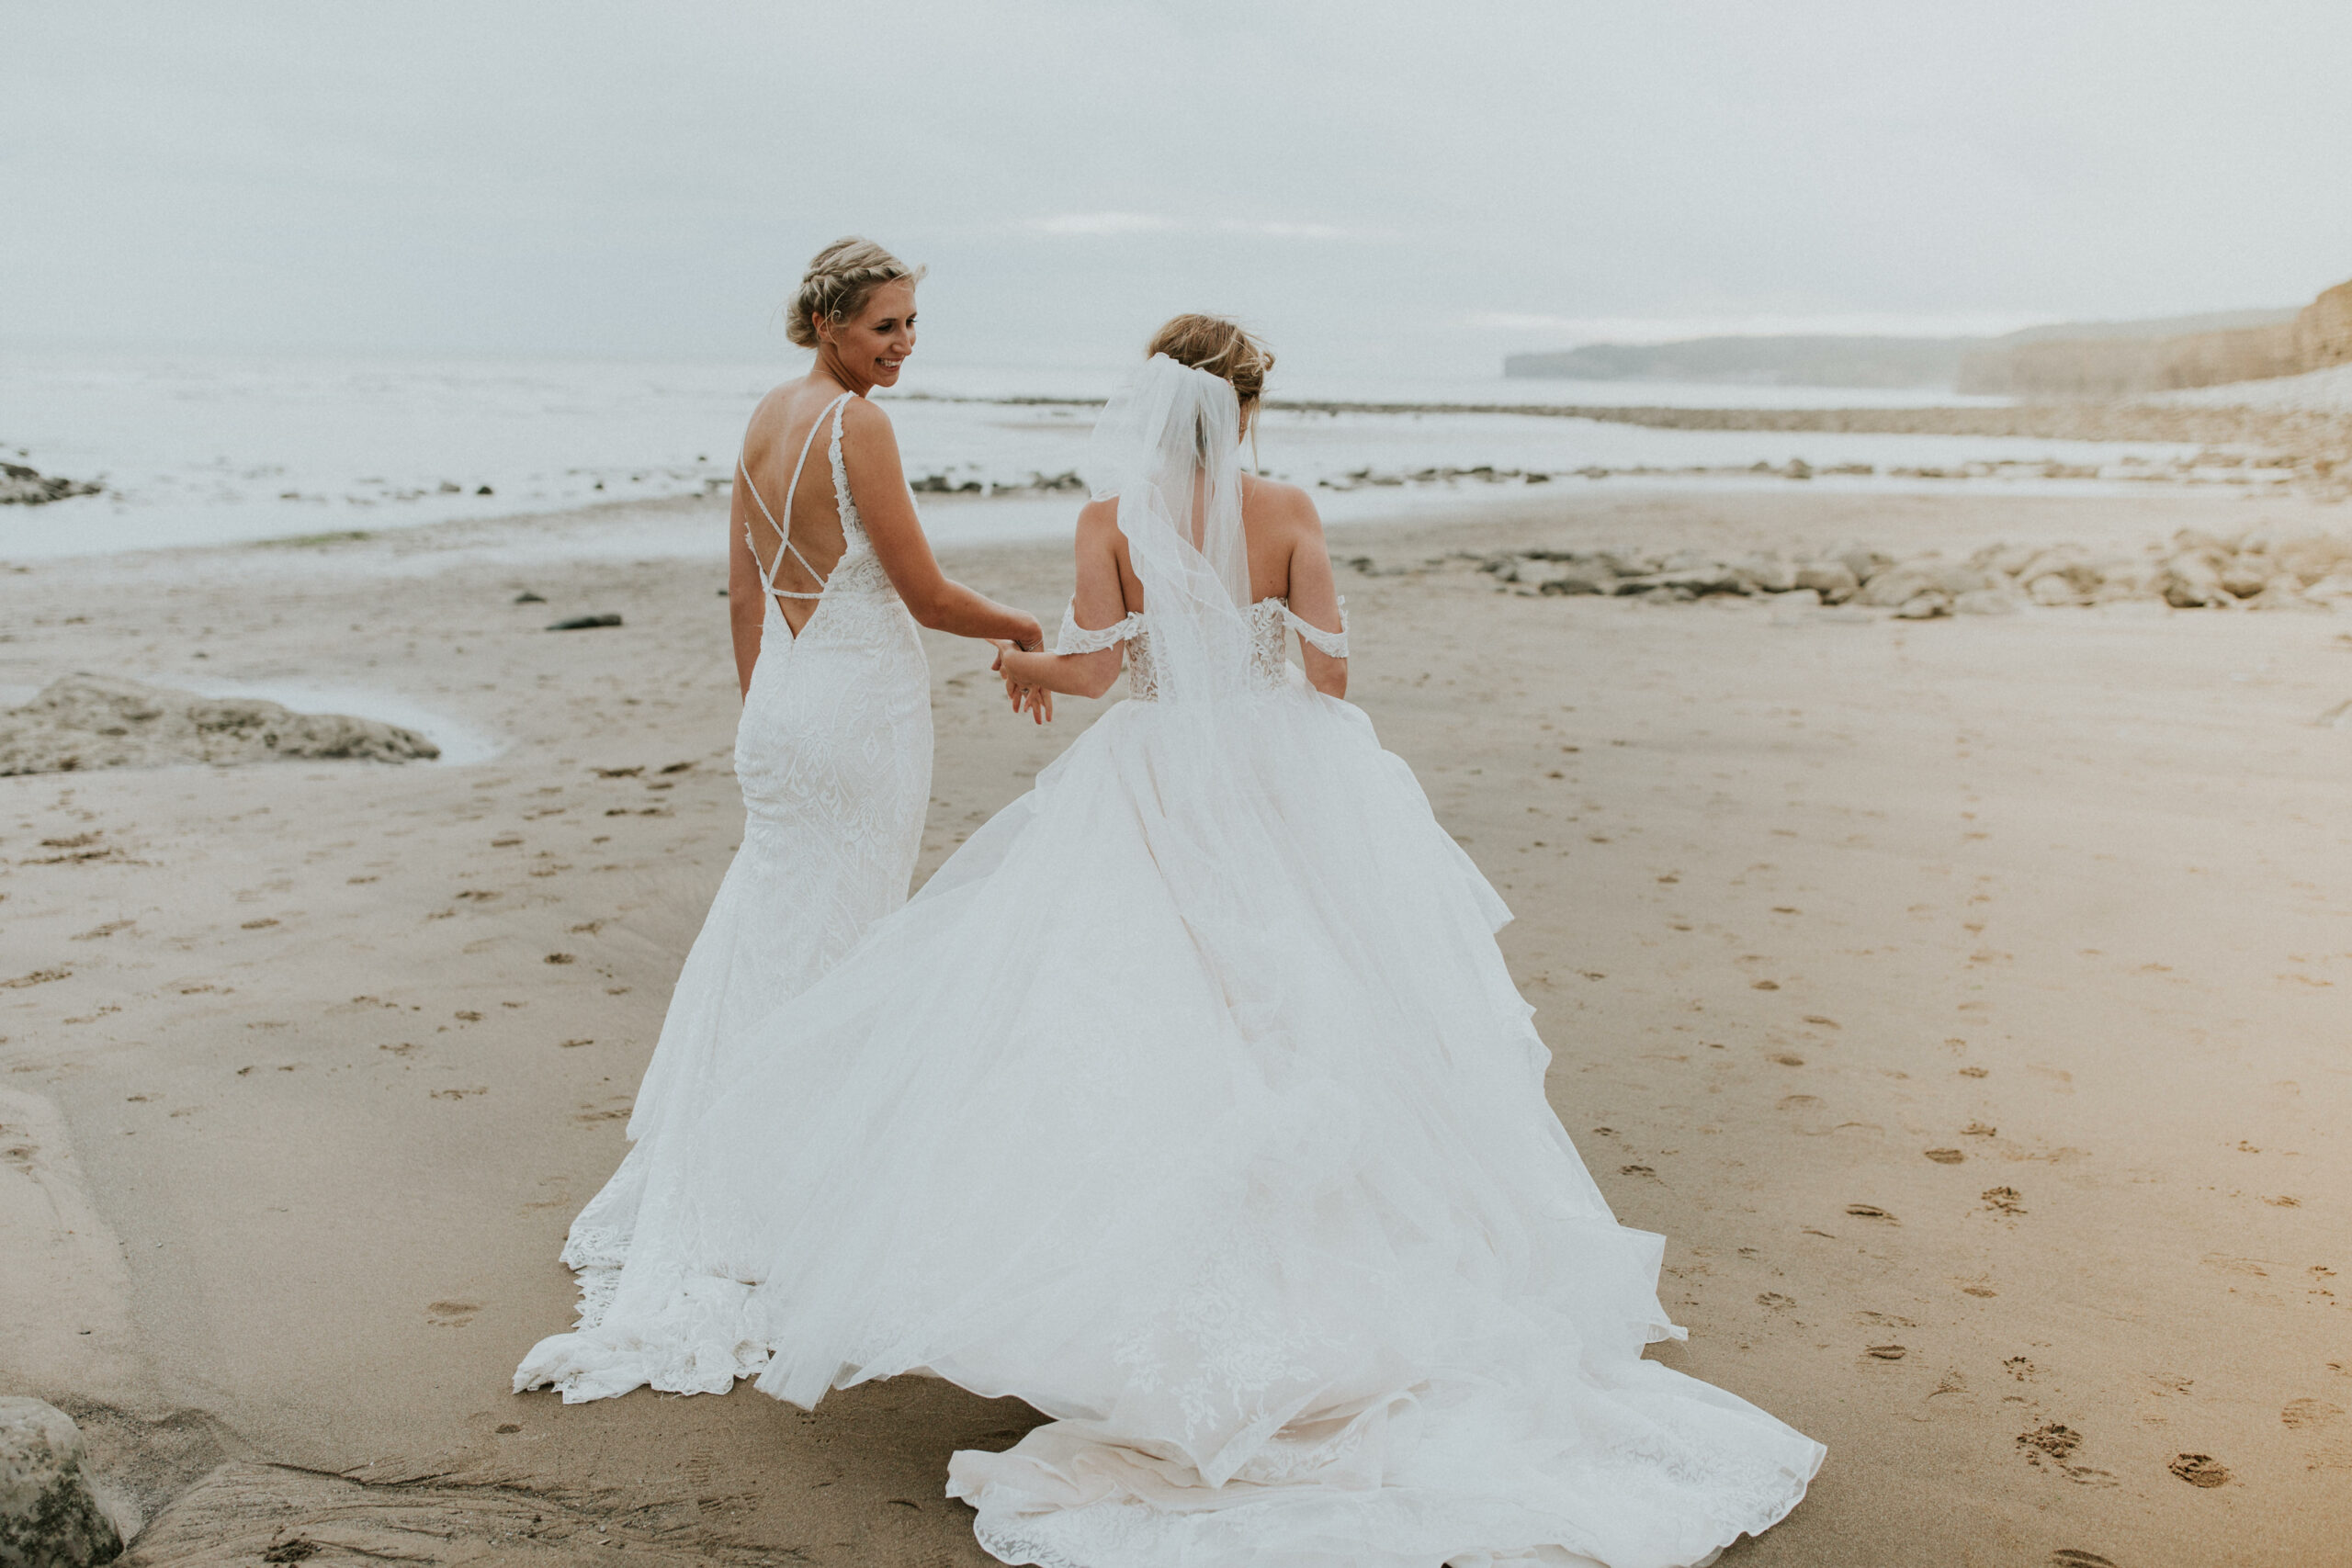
[913,580,1042,645]
[1001,647,1121,699]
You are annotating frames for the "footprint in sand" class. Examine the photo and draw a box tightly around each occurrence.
[2168,1453,2230,1488]
[1925,1148,1965,1164]
[425,1301,479,1327]
[1981,1186,2026,1215]
[2051,1551,2118,1568]
[2282,1398,2343,1429]
[2018,1424,2079,1466]
[2018,1425,2117,1486]
[1845,1204,1897,1223]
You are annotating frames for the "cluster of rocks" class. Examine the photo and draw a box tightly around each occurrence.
[0,675,441,776]
[1481,529,2352,618]
[908,468,1086,496]
[1315,453,2318,493]
[1,1398,121,1568]
[1,462,102,507]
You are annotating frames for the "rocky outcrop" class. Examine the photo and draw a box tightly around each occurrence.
[1958,278,2352,398]
[0,676,441,776]
[1957,323,2302,398]
[0,463,102,507]
[1476,530,2352,617]
[0,1399,121,1568]
[2295,280,2352,372]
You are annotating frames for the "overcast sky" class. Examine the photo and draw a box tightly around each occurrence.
[7,1,2349,379]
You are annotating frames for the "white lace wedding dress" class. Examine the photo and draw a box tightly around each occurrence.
[517,360,1822,1567]
[547,389,931,1348]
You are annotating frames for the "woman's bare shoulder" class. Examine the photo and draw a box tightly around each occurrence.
[1242,476,1324,533]
[837,392,895,431]
[1075,495,1121,536]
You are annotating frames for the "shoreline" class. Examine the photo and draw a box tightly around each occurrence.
[3,485,2349,1564]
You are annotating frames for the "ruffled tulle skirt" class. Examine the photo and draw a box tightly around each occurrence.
[517,677,1821,1567]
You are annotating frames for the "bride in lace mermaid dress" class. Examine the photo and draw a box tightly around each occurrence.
[519,323,1821,1568]
[546,237,1044,1358]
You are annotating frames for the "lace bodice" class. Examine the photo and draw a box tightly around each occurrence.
[1056,597,1347,701]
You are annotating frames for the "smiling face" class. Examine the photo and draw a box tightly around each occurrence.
[817,279,918,389]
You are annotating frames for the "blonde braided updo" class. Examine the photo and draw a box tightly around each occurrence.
[786,236,926,350]
[1146,314,1275,410]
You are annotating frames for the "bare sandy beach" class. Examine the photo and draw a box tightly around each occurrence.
[5,485,2350,1565]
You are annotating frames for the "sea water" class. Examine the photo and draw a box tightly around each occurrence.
[0,350,2233,563]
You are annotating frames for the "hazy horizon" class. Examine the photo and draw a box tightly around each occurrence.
[7,2,2349,380]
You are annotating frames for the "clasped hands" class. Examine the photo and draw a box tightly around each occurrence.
[989,638,1054,725]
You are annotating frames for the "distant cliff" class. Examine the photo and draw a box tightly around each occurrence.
[1957,292,2352,398]
[1504,335,1975,389]
[2296,279,2352,370]
[1503,304,2338,398]
[1956,314,2301,397]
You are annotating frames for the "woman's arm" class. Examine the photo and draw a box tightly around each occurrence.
[839,399,1044,649]
[1277,491,1349,698]
[994,502,1127,702]
[727,483,767,698]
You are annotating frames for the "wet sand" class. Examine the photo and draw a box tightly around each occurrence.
[3,486,2349,1565]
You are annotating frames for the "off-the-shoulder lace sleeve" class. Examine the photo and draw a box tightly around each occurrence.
[1283,596,1349,659]
[1056,599,1147,655]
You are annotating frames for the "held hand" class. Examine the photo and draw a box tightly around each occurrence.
[987,641,1054,725]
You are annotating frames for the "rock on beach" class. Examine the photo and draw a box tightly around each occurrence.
[0,675,440,776]
[0,463,102,507]
[0,1399,121,1568]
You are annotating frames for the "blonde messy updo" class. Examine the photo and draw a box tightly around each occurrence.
[786,236,926,350]
[1148,314,1274,409]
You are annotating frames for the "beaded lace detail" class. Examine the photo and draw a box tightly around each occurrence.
[1057,596,1347,702]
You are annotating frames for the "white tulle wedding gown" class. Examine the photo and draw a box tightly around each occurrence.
[517,359,1822,1567]
[551,389,932,1331]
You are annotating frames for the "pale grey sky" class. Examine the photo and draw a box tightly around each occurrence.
[7,1,2349,378]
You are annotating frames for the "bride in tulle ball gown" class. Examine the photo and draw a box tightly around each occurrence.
[519,315,1823,1567]
[546,236,1045,1338]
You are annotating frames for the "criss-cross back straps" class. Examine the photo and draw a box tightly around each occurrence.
[739,391,854,601]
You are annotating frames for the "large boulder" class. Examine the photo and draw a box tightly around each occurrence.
[0,464,101,508]
[1838,547,1895,585]
[2092,559,2165,602]
[2219,561,2272,599]
[1613,562,1750,597]
[2025,572,2081,606]
[0,1399,121,1567]
[1893,591,1953,620]
[2248,575,2324,612]
[2162,554,2228,608]
[0,676,440,776]
[1857,565,1942,608]
[2304,572,2352,605]
[1792,561,1860,603]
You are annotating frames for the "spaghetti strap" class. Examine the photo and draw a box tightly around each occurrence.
[741,391,854,601]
